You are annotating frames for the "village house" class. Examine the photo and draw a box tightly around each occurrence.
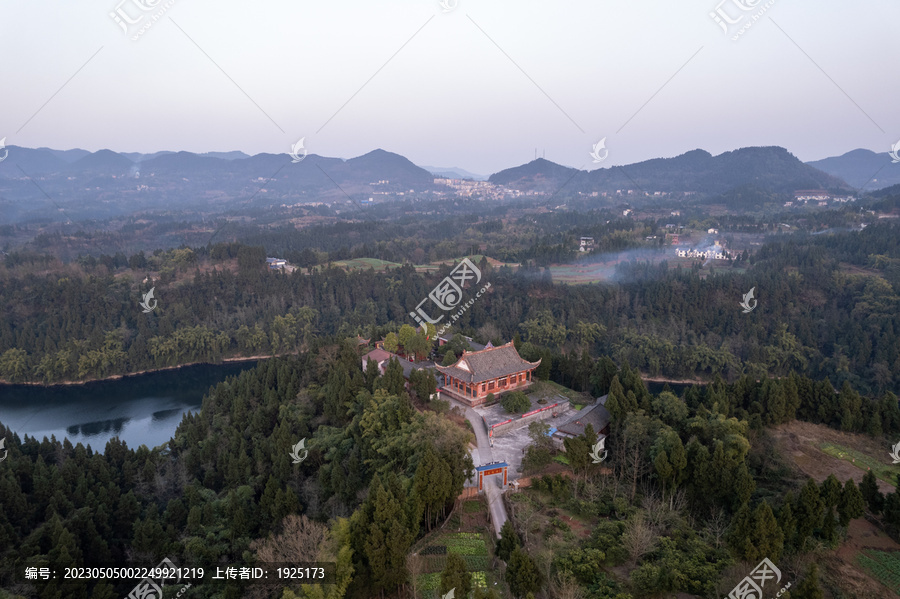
[552,396,611,449]
[361,348,421,386]
[437,332,486,352]
[435,341,541,407]
[579,237,595,252]
[266,257,287,270]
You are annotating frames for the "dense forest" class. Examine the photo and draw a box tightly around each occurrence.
[1,221,899,396]
[1,338,899,598]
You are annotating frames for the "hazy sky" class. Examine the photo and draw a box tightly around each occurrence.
[1,0,897,174]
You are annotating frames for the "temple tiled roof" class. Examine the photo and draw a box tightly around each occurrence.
[435,341,540,384]
[556,399,611,437]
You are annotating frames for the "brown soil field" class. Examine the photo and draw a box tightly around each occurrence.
[772,420,900,597]
[771,420,896,495]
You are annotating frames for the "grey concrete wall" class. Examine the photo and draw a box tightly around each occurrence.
[490,407,558,437]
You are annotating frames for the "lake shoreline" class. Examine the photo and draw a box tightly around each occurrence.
[640,375,708,386]
[0,355,273,388]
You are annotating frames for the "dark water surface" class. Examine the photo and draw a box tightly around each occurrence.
[0,361,260,451]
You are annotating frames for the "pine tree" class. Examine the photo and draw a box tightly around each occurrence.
[751,501,784,562]
[606,375,628,421]
[791,564,824,599]
[795,479,824,548]
[838,479,865,527]
[819,474,842,509]
[728,502,755,560]
[821,506,837,544]
[860,469,884,514]
[778,493,797,553]
[505,547,544,598]
[496,520,521,562]
[440,552,472,598]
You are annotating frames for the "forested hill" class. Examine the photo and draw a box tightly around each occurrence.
[488,146,851,195]
[0,339,898,598]
[1,222,900,394]
[0,345,473,599]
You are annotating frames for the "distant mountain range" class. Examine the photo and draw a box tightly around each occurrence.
[418,165,488,181]
[0,143,890,224]
[806,149,900,191]
[490,147,851,196]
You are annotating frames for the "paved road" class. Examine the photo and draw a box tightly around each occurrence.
[452,400,508,538]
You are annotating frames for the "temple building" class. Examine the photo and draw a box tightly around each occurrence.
[436,341,541,407]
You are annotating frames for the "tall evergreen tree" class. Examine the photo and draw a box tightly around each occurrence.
[440,552,472,598]
[505,547,544,598]
[860,469,884,514]
[838,479,865,527]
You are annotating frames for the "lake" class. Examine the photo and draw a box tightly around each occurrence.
[0,361,260,451]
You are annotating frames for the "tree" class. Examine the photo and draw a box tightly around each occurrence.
[398,324,417,353]
[819,474,842,509]
[746,501,784,563]
[413,446,453,531]
[860,469,884,514]
[621,513,657,566]
[375,358,406,397]
[505,547,544,598]
[501,391,530,414]
[778,493,797,552]
[251,514,327,563]
[440,552,472,598]
[496,520,521,562]
[796,479,824,548]
[409,368,437,401]
[522,421,554,472]
[383,332,399,353]
[838,479,865,527]
[791,564,824,599]
[442,350,458,366]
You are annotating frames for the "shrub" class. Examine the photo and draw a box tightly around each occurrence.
[502,391,530,413]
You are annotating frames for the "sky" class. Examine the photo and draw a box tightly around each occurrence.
[0,0,897,175]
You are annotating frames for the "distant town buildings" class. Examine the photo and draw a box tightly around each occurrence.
[676,242,731,260]
[579,237,595,252]
[266,257,287,270]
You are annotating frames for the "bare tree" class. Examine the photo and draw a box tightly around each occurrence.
[406,553,427,599]
[551,570,585,599]
[703,507,730,549]
[621,513,658,567]
[251,514,327,563]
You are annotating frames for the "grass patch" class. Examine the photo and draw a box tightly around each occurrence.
[554,454,570,466]
[857,550,900,595]
[463,500,483,514]
[819,443,897,487]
